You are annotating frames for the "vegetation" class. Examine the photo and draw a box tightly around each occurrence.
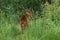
[0,0,60,40]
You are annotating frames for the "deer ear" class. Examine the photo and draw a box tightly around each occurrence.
[25,9,28,13]
[25,8,32,13]
[28,8,32,11]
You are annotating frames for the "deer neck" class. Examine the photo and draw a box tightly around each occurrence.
[25,14,30,18]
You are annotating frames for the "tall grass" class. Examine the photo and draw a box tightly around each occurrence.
[0,16,60,40]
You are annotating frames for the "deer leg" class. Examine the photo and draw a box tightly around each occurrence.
[21,24,25,34]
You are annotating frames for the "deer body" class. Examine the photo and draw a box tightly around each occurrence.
[20,10,31,33]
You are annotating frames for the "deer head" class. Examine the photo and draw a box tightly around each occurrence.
[25,9,32,18]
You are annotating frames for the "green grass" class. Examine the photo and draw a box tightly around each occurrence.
[0,17,60,40]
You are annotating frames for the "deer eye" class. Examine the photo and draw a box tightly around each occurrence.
[28,12,30,13]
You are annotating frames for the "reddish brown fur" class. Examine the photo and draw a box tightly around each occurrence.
[20,10,31,33]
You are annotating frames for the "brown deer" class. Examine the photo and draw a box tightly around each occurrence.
[20,9,31,34]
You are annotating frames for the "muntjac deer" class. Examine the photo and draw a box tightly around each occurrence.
[20,9,31,34]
